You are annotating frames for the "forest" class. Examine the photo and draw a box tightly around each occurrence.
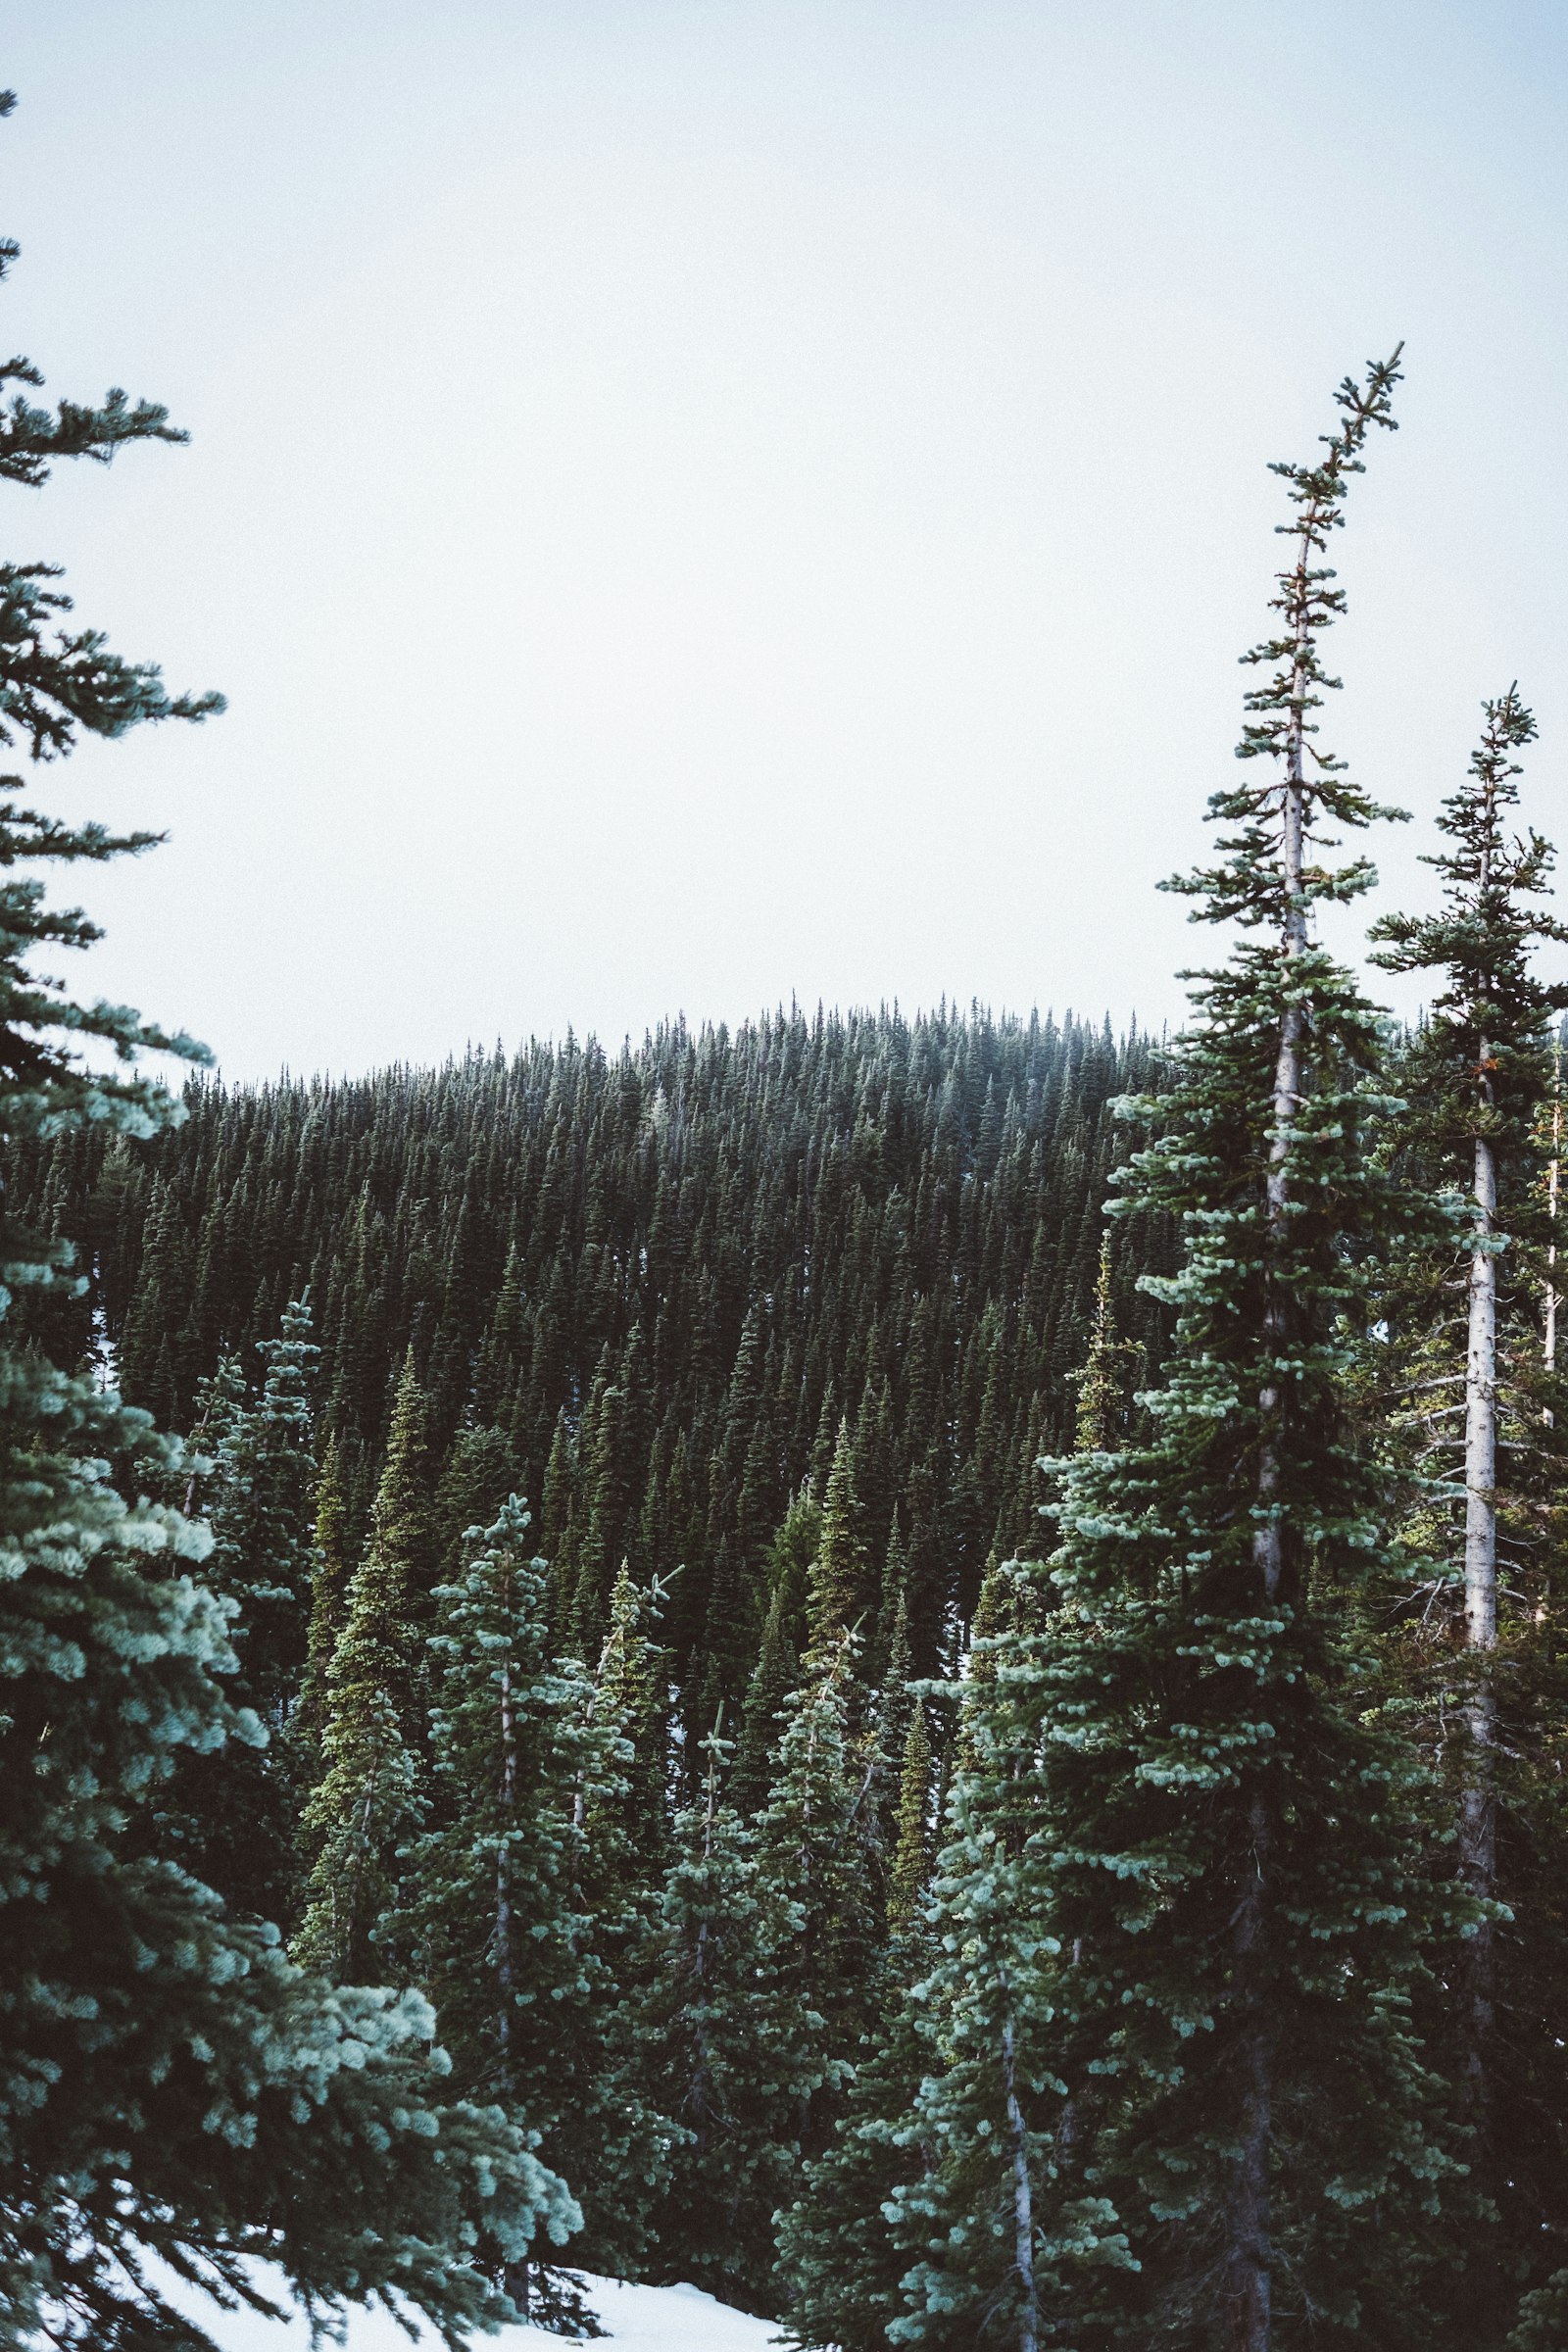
[5,88,1568,2352]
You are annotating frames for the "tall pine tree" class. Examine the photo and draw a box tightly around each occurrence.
[1368,690,1568,2328]
[835,352,1470,2352]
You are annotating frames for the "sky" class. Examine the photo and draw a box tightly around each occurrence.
[7,1,1568,1080]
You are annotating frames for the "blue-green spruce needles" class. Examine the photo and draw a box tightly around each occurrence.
[855,352,1481,2352]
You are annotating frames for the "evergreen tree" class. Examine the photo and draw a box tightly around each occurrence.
[294,1351,432,1979]
[0,104,573,2346]
[867,352,1469,2352]
[587,1558,673,1901]
[887,1698,935,1931]
[1368,690,1568,2325]
[169,1295,320,1924]
[807,1419,868,1654]
[777,1680,943,2352]
[390,1496,614,2328]
[753,1630,881,2157]
[735,1579,800,1814]
[1071,1232,1141,1453]
[292,1428,352,1789]
[646,1720,827,2311]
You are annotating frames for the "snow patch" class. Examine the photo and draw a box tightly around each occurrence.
[143,2264,779,2352]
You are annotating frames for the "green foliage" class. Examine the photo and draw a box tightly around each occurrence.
[161,1298,320,1924]
[293,1353,432,1980]
[387,1494,656,2320]
[0,100,574,2347]
[776,1967,934,2352]
[1509,2268,1568,2350]
[9,1008,1177,1769]
[1363,692,1568,2325]
[1370,687,1568,1161]
[754,1631,883,2160]
[1071,1232,1142,1454]
[887,1698,935,1931]
[645,1724,828,2311]
[807,1420,868,1657]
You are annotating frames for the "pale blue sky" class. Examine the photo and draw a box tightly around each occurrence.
[8,2,1568,1076]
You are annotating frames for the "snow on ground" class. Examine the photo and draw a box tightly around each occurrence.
[144,2265,780,2352]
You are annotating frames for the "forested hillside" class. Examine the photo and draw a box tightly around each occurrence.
[8,1006,1173,1730]
[11,88,1568,2352]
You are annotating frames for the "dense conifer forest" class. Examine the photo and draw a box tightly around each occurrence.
[9,81,1568,2352]
[7,1007,1173,1719]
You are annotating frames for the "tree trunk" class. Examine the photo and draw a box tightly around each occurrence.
[1465,1128,1499,1653]
[1460,1126,1498,2122]
[998,1988,1039,2352]
[1228,575,1311,2352]
[497,1579,526,2321]
[1227,1790,1274,2352]
[1544,1049,1559,1424]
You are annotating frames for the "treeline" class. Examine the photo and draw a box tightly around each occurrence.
[10,1004,1175,1729]
[5,1007,1181,2322]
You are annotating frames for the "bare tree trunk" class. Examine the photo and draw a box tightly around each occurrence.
[1544,1047,1560,1424]
[998,1986,1039,2352]
[1465,1126,1499,1654]
[497,1572,529,2322]
[1460,1125,1498,2123]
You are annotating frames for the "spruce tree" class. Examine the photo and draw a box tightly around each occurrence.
[586,1558,673,1896]
[1368,690,1568,2326]
[808,1419,867,1652]
[172,1296,320,1924]
[777,1673,943,2352]
[646,1720,827,2311]
[0,102,573,2346]
[735,1579,801,1814]
[1071,1232,1140,1453]
[874,352,1468,2352]
[753,1629,880,2156]
[389,1496,609,2328]
[886,1697,935,1931]
[294,1349,431,1977]
[291,1428,352,1790]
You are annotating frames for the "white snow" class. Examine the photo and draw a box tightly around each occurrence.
[141,2264,781,2352]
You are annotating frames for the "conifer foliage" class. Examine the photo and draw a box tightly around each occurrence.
[1369,690,1568,2323]
[9,90,1568,2352]
[12,1006,1171,1741]
[789,351,1476,2352]
[0,100,574,2348]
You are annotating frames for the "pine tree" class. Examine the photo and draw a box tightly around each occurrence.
[389,1496,610,2328]
[808,1419,866,1653]
[587,1559,673,1899]
[646,1720,828,2311]
[292,1428,352,1788]
[735,1579,800,1814]
[753,1630,881,2157]
[294,1351,433,1979]
[1071,1232,1141,1453]
[777,1680,944,2352]
[874,353,1469,2352]
[1368,690,1568,2325]
[0,103,572,2346]
[573,1560,680,2276]
[837,1557,1116,2352]
[167,1295,320,1923]
[886,1698,935,1931]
